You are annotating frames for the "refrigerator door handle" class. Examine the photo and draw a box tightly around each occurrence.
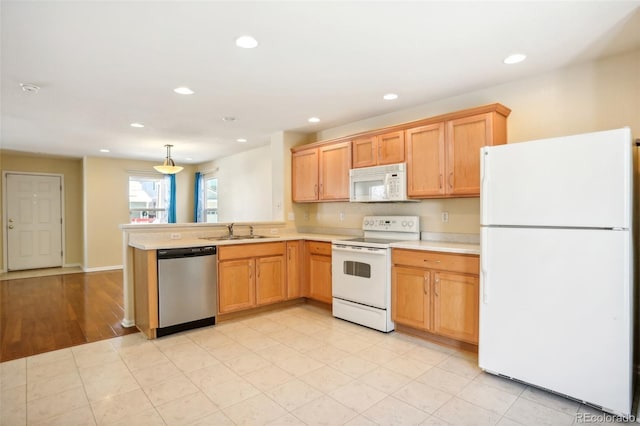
[480,148,489,224]
[481,226,489,304]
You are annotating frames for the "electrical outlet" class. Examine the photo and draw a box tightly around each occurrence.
[441,212,449,223]
[339,212,345,221]
[304,212,309,221]
[288,212,295,221]
[170,233,181,240]
[270,228,278,234]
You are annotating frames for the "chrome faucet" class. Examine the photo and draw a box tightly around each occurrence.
[249,225,254,237]
[227,223,234,237]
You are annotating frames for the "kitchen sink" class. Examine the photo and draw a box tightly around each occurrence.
[199,235,276,241]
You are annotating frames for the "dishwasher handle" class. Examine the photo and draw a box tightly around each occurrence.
[157,246,217,259]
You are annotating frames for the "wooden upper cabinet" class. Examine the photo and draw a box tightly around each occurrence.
[292,104,509,201]
[291,141,351,202]
[319,141,351,200]
[407,109,507,198]
[352,131,405,168]
[378,131,405,165]
[446,112,492,196]
[352,136,377,168]
[406,123,445,197]
[292,149,319,202]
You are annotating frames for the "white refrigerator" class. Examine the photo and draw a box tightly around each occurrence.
[479,127,634,416]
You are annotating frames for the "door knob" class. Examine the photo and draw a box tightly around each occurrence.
[8,218,14,223]
[8,225,14,229]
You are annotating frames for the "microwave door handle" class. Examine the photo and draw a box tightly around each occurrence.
[384,173,390,200]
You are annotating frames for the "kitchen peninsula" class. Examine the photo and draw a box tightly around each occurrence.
[122,222,480,349]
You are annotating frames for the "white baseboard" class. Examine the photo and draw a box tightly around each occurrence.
[121,319,136,328]
[63,263,82,268]
[82,265,123,273]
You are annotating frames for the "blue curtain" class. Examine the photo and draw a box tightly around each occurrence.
[168,174,177,223]
[194,172,202,222]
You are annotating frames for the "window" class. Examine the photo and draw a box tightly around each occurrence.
[129,175,170,223]
[205,177,218,223]
[195,173,218,223]
[204,176,218,223]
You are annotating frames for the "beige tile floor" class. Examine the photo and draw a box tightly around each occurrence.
[0,304,635,425]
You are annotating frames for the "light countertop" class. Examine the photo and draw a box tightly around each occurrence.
[128,233,351,250]
[130,232,480,255]
[390,240,480,255]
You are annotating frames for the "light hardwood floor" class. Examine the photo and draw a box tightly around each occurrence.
[0,270,138,362]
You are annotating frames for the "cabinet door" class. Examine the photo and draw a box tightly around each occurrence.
[308,254,332,304]
[319,141,351,200]
[446,113,492,196]
[286,241,303,299]
[378,131,405,165]
[256,255,286,306]
[292,149,319,202]
[405,123,445,197]
[218,259,255,313]
[433,271,479,344]
[352,136,377,168]
[391,266,430,331]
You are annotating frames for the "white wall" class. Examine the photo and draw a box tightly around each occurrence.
[198,145,273,223]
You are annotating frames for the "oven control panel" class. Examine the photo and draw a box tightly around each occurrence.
[362,216,419,233]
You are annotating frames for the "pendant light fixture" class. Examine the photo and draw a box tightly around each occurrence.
[153,144,184,174]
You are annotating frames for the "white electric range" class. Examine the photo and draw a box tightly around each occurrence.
[331,216,420,332]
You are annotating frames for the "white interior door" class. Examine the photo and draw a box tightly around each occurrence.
[6,173,63,271]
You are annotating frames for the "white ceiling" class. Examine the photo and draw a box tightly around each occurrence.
[2,1,639,165]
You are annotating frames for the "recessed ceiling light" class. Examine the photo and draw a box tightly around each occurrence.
[185,157,193,161]
[237,138,247,143]
[383,93,398,100]
[503,53,527,65]
[308,117,320,123]
[20,83,40,93]
[174,86,194,95]
[222,116,236,122]
[236,35,258,49]
[130,122,145,128]
[99,149,110,153]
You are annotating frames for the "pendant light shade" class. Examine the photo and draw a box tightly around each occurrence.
[154,144,184,174]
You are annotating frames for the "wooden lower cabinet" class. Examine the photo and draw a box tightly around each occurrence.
[305,241,332,304]
[392,249,479,344]
[256,256,286,305]
[432,271,479,343]
[218,242,286,314]
[218,259,255,313]
[391,266,430,330]
[286,241,303,299]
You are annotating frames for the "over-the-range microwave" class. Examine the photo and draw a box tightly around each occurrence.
[349,163,413,202]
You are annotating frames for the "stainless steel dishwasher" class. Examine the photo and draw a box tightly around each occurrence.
[156,246,217,337]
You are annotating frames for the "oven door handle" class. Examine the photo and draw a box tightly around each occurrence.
[331,245,388,255]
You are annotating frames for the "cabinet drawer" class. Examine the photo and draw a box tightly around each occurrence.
[306,241,332,256]
[219,242,285,261]
[392,249,478,275]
